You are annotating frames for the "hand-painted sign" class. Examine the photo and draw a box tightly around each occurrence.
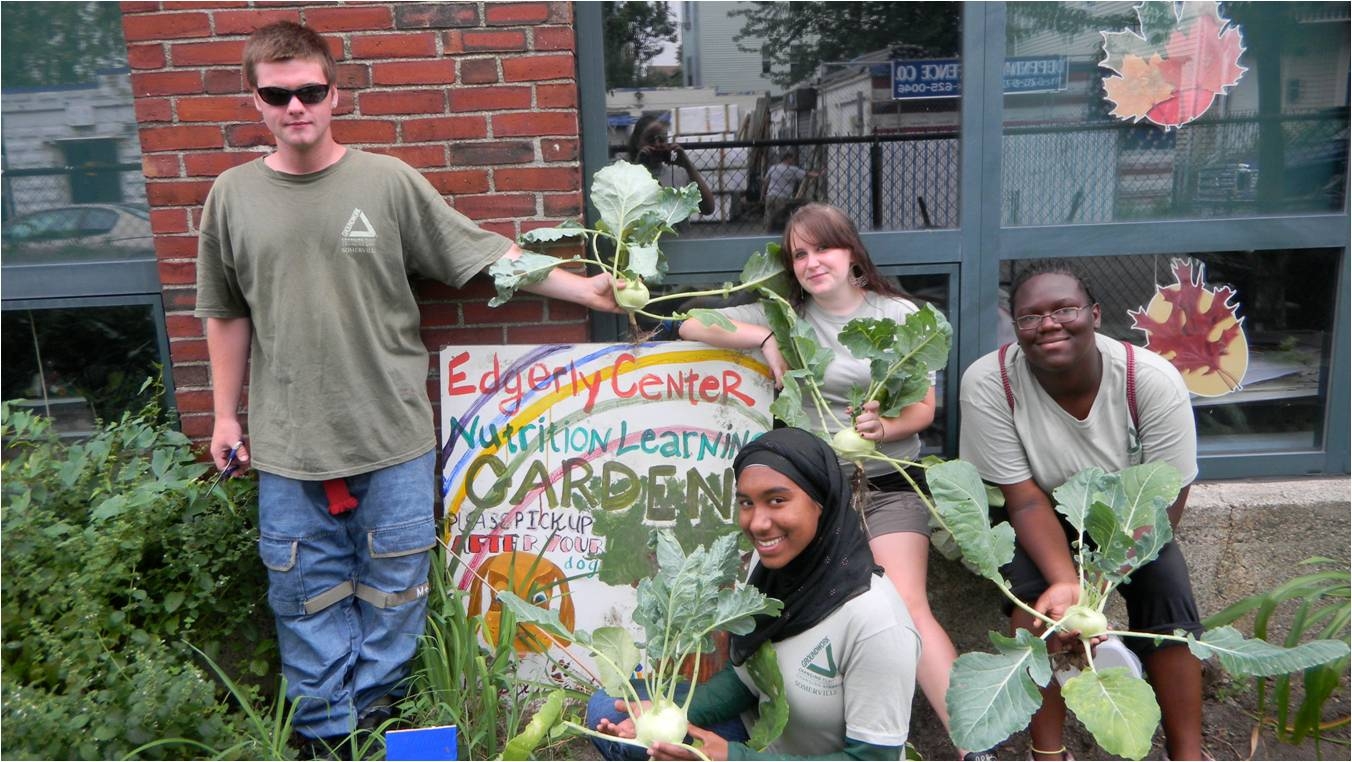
[891,57,1068,100]
[439,342,774,664]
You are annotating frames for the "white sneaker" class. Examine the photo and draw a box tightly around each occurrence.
[1054,636,1143,685]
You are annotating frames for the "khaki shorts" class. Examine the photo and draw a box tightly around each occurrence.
[861,487,932,538]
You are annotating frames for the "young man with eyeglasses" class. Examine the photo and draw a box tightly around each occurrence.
[194,21,618,755]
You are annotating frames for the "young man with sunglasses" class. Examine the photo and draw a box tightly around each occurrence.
[194,21,618,755]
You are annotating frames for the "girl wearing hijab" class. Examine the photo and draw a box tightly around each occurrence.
[588,427,920,761]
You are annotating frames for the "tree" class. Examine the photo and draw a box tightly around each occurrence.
[732,2,961,88]
[1,2,127,88]
[603,1,679,88]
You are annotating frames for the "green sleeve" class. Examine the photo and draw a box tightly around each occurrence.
[726,737,902,761]
[685,664,757,728]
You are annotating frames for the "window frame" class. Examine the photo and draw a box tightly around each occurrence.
[575,2,1350,476]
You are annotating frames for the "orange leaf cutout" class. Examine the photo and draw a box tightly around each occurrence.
[1103,54,1177,122]
[1129,259,1248,397]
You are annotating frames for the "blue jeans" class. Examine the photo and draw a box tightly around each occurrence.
[585,683,750,761]
[258,450,436,739]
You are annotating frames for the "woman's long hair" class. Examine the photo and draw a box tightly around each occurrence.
[779,203,909,310]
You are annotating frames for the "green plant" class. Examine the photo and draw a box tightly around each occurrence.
[1,387,272,759]
[1204,557,1351,756]
[488,160,789,332]
[496,529,785,760]
[924,460,1351,759]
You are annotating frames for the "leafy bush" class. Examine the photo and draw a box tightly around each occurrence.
[1,392,272,759]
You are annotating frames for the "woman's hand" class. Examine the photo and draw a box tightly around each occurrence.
[852,400,886,443]
[761,335,789,388]
[1034,581,1089,652]
[594,698,648,739]
[650,724,729,760]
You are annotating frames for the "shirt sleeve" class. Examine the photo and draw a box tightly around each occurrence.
[194,179,249,319]
[1134,351,1200,485]
[958,353,1033,485]
[392,161,512,287]
[686,664,758,728]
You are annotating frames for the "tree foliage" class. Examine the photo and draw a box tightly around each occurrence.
[731,2,960,88]
[1,2,128,88]
[603,1,679,88]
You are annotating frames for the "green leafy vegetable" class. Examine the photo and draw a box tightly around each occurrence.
[744,641,789,751]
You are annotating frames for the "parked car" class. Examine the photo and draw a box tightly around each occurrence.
[1,203,152,262]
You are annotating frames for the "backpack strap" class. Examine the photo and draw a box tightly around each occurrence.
[1122,340,1139,431]
[998,342,1016,412]
[999,340,1140,432]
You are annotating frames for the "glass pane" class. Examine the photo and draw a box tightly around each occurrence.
[1002,2,1349,224]
[1000,250,1339,453]
[1,305,164,435]
[603,2,962,237]
[1,2,150,265]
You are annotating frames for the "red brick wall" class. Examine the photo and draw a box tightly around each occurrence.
[121,1,587,446]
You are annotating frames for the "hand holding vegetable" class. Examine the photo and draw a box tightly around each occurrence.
[651,725,730,761]
[851,400,887,443]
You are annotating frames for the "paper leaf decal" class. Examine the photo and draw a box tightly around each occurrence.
[1099,1,1247,129]
[1128,259,1248,397]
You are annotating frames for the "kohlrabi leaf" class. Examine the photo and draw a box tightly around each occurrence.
[1060,667,1160,760]
[946,629,1051,753]
[763,298,832,382]
[685,308,737,333]
[770,372,812,431]
[741,243,791,300]
[1084,464,1178,588]
[633,530,779,662]
[518,218,587,245]
[502,689,565,761]
[488,252,566,307]
[625,242,661,281]
[925,460,1015,584]
[1184,626,1351,677]
[591,626,641,697]
[745,641,788,751]
[1051,466,1107,535]
[628,184,703,243]
[591,161,663,243]
[838,304,952,416]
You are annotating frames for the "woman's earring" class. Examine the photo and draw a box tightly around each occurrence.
[850,264,867,288]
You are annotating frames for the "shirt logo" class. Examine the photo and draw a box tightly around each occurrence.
[802,637,838,678]
[342,208,377,239]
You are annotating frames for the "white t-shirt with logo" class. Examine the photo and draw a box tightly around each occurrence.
[959,333,1198,492]
[732,574,919,756]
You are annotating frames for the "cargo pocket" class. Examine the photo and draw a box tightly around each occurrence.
[363,518,435,601]
[367,518,435,559]
[259,536,306,616]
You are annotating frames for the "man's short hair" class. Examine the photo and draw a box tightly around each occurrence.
[242,21,337,88]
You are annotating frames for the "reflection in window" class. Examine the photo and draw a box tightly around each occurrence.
[604,2,962,237]
[1002,250,1339,452]
[1,305,164,436]
[1002,1,1349,225]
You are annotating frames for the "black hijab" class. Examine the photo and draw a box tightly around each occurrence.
[728,427,881,665]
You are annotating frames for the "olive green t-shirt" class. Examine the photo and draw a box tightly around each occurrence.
[195,149,512,479]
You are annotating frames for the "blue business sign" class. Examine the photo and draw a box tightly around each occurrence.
[891,57,1068,100]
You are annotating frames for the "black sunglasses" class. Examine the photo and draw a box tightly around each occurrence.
[256,83,330,107]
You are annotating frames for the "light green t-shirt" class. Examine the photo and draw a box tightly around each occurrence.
[716,292,933,476]
[958,333,1198,491]
[732,574,919,757]
[195,149,512,479]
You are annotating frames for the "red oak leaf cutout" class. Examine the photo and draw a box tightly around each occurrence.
[1099,1,1247,129]
[1129,259,1248,396]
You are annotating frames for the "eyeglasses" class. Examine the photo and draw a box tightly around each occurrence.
[1012,304,1093,331]
[256,83,330,107]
